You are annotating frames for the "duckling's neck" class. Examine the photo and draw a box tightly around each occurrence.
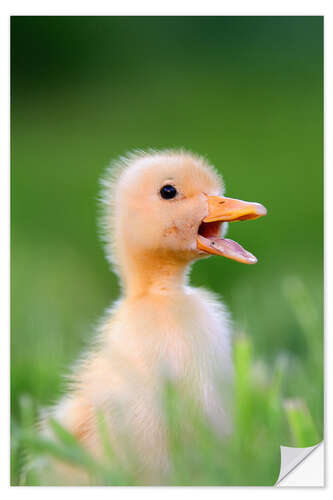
[120,251,191,298]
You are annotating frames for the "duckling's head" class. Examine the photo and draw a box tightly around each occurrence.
[101,150,266,283]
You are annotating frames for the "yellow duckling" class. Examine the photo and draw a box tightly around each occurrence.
[41,149,266,483]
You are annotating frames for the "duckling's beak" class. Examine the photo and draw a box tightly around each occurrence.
[197,196,267,264]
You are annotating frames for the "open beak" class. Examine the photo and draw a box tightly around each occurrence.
[197,196,267,264]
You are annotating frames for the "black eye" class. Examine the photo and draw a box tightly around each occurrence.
[160,184,177,200]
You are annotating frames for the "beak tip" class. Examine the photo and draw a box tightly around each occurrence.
[255,204,267,217]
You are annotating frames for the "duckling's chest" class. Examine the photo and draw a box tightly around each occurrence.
[112,288,233,384]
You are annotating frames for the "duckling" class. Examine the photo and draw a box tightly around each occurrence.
[40,149,266,483]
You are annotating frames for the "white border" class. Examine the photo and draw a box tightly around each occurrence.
[1,1,10,496]
[2,1,331,498]
[0,0,329,15]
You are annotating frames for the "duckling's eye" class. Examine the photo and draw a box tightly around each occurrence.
[160,184,177,200]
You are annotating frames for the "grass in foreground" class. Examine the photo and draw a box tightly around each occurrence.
[11,276,322,486]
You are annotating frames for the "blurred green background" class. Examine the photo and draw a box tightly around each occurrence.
[11,16,323,485]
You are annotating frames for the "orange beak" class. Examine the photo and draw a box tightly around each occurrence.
[197,196,267,264]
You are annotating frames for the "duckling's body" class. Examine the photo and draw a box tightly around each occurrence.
[46,285,232,479]
[39,150,266,484]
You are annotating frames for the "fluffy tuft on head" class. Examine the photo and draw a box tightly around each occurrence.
[99,149,224,280]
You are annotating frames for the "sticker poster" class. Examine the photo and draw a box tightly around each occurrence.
[11,15,323,486]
